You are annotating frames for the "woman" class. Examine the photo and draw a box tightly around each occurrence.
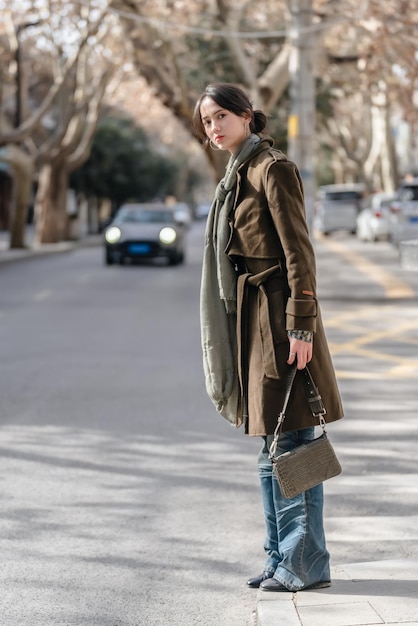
[193,83,343,592]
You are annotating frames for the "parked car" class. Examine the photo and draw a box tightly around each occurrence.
[388,178,418,246]
[172,202,192,228]
[314,184,365,235]
[356,193,395,242]
[104,203,186,266]
[195,202,211,220]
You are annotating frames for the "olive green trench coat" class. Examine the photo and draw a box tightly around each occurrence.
[225,139,343,436]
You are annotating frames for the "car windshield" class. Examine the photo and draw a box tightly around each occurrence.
[117,209,174,224]
[399,186,418,201]
[325,191,362,201]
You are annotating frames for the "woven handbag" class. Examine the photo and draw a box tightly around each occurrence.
[269,365,342,499]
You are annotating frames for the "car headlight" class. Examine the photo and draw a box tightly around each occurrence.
[159,227,177,244]
[105,226,122,244]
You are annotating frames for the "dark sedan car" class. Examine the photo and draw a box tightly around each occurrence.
[104,203,187,266]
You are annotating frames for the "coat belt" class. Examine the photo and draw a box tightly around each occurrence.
[236,263,284,389]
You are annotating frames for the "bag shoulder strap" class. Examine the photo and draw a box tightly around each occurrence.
[280,365,326,418]
[301,367,326,417]
[279,363,298,416]
[272,365,327,437]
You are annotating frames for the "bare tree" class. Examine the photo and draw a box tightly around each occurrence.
[109,0,417,188]
[319,0,417,188]
[109,0,292,178]
[2,0,416,240]
[0,1,121,245]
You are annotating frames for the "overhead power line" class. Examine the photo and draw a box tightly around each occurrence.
[73,0,353,39]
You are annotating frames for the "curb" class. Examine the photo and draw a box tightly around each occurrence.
[0,243,74,265]
[256,592,299,625]
[0,236,102,265]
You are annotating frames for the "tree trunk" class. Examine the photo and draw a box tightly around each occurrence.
[9,173,29,248]
[0,145,33,249]
[35,161,69,243]
[383,101,398,192]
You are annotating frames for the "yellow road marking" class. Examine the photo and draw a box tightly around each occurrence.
[348,346,418,367]
[328,318,418,354]
[316,240,418,376]
[328,310,418,378]
[335,370,385,380]
[336,368,418,379]
[388,362,418,377]
[319,237,414,299]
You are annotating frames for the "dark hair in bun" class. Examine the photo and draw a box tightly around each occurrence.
[193,82,267,143]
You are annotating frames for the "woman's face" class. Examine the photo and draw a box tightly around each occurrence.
[200,96,250,154]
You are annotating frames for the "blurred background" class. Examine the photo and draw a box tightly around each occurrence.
[0,0,416,250]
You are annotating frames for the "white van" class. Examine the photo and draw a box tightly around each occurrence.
[388,178,418,246]
[314,184,365,235]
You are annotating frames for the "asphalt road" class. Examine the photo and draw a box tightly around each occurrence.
[0,223,417,626]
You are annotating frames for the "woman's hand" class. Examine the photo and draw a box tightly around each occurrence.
[287,337,313,370]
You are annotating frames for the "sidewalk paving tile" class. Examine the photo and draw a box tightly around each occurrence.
[257,560,418,626]
[297,601,384,626]
[256,597,300,626]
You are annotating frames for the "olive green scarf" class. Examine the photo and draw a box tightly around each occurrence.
[200,134,261,424]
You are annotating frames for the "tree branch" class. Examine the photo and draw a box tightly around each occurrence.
[0,9,107,145]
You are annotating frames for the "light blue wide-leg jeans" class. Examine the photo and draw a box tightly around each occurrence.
[257,428,331,591]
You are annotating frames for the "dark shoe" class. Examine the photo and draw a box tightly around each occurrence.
[260,578,331,592]
[246,571,274,588]
[259,578,290,592]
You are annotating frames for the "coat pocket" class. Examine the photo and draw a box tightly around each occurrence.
[267,288,289,344]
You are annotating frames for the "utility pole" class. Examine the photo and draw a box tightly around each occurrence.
[287,0,315,232]
[14,21,41,128]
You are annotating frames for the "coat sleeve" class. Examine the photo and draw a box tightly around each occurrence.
[264,158,317,333]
